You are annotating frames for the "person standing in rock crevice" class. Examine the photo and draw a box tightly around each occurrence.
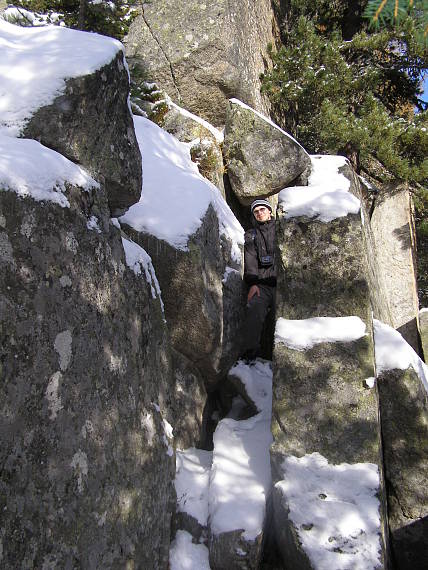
[241,199,277,360]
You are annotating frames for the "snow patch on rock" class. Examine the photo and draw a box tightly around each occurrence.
[373,319,428,393]
[175,448,212,526]
[0,136,99,207]
[122,236,165,316]
[119,117,243,263]
[275,316,367,351]
[279,155,361,222]
[169,530,211,570]
[276,452,382,570]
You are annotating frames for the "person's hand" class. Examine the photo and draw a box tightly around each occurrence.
[247,285,260,303]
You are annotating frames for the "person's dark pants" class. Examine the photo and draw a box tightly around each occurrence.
[241,284,276,358]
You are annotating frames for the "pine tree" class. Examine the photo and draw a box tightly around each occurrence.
[263,1,427,304]
[5,0,138,39]
[261,6,427,185]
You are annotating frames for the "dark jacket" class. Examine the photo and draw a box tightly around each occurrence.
[244,218,277,287]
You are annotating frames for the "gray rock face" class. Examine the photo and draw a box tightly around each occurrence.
[209,530,263,570]
[271,176,386,567]
[169,349,207,450]
[124,0,275,126]
[22,51,142,216]
[369,183,420,353]
[271,486,313,570]
[122,204,244,389]
[377,367,428,570]
[0,181,174,569]
[224,100,311,205]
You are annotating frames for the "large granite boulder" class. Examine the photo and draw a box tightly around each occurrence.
[124,0,275,126]
[224,99,311,206]
[22,50,141,216]
[271,156,386,569]
[0,149,175,568]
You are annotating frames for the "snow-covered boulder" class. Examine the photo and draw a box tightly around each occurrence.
[271,155,385,568]
[124,0,274,126]
[0,21,141,216]
[223,99,311,206]
[120,116,245,387]
[0,139,174,568]
[373,320,428,568]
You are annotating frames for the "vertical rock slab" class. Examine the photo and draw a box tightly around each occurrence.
[374,320,428,570]
[124,0,275,126]
[224,99,311,206]
[169,349,208,450]
[369,184,420,353]
[120,116,244,388]
[0,143,174,568]
[272,156,385,569]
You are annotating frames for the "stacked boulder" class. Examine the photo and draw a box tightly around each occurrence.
[271,157,386,569]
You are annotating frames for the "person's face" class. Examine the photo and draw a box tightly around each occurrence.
[253,206,272,222]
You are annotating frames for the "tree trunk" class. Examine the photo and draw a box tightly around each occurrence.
[78,0,86,31]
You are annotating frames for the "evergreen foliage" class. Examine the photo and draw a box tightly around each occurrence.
[5,0,138,39]
[261,5,427,186]
[263,1,427,303]
[364,0,428,46]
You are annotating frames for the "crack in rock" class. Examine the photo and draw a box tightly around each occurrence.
[141,5,182,101]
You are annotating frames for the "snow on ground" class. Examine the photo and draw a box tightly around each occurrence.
[169,530,211,570]
[275,316,367,351]
[175,448,212,526]
[279,155,361,222]
[121,237,165,316]
[276,453,382,570]
[170,361,272,569]
[0,20,124,137]
[119,116,244,262]
[0,135,98,207]
[373,319,428,393]
[209,360,272,540]
[227,359,271,412]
